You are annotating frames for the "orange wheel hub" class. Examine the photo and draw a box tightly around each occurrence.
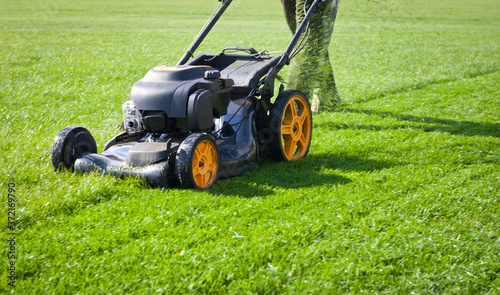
[191,139,218,189]
[280,95,312,161]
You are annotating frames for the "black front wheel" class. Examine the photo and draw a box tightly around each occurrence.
[51,126,97,171]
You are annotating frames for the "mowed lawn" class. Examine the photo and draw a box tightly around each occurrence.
[1,0,499,293]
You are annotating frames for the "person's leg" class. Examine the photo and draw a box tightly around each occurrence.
[287,0,340,112]
[281,0,297,34]
[317,0,341,111]
[286,0,313,103]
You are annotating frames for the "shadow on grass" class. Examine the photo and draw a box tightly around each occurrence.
[353,67,498,104]
[321,108,500,138]
[211,153,397,198]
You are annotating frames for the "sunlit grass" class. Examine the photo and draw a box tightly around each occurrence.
[0,0,499,293]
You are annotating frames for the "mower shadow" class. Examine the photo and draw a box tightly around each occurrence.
[210,153,397,198]
[322,108,500,138]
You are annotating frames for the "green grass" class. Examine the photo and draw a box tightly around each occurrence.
[1,0,499,293]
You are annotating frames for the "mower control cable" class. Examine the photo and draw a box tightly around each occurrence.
[213,73,269,137]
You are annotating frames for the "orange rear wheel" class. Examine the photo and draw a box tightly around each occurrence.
[269,90,312,161]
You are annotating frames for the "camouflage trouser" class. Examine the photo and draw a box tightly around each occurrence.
[281,0,340,112]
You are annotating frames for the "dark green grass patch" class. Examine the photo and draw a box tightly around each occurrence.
[1,0,499,293]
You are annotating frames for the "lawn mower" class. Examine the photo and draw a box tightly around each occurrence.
[51,0,325,189]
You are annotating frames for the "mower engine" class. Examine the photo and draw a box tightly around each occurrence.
[125,65,234,135]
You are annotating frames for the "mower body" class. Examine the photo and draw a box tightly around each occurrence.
[71,51,279,188]
[52,0,322,189]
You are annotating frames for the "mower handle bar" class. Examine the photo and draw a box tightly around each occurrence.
[178,0,233,65]
[178,0,325,97]
[260,0,324,92]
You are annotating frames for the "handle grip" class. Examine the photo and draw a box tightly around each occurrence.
[222,46,258,55]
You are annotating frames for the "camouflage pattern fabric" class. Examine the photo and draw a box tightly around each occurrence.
[281,0,340,112]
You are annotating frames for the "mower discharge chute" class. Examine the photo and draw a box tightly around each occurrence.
[51,0,325,189]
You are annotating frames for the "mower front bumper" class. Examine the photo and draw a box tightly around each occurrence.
[74,142,174,188]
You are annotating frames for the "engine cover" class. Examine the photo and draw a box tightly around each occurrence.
[130,65,213,117]
[129,65,233,132]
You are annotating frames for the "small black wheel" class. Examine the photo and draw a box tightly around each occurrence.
[269,90,312,161]
[51,126,97,171]
[175,133,219,189]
